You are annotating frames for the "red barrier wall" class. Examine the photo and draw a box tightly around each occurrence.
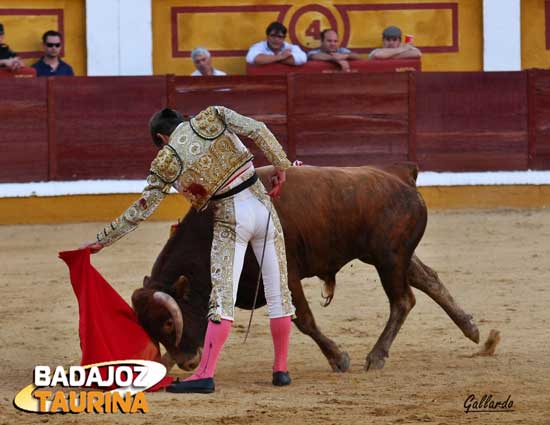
[0,67,37,78]
[289,72,410,166]
[0,78,48,182]
[246,59,421,75]
[530,70,550,169]
[416,72,528,171]
[51,77,166,180]
[1,70,550,183]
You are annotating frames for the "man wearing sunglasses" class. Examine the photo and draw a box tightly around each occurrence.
[246,21,307,66]
[368,26,421,60]
[32,30,74,77]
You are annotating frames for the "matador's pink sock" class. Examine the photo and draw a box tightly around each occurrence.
[185,319,232,381]
[270,316,292,372]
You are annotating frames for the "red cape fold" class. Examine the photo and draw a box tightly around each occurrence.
[59,248,173,391]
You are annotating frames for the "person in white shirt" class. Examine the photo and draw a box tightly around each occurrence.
[191,47,227,76]
[246,22,307,66]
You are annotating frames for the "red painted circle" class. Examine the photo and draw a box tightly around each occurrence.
[288,4,338,51]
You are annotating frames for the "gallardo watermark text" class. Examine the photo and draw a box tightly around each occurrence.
[464,394,514,413]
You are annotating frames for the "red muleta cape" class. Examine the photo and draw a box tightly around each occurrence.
[59,248,173,391]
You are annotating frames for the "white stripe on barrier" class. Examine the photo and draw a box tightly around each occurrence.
[2,171,550,198]
[416,170,550,187]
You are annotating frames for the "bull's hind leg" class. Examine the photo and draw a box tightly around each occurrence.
[289,271,350,372]
[407,255,479,343]
[366,257,416,371]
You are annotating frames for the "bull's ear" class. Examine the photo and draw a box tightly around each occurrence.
[143,275,151,288]
[174,275,191,301]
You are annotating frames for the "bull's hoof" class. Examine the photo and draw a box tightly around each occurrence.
[458,315,480,344]
[329,351,350,373]
[365,353,386,371]
[464,317,480,344]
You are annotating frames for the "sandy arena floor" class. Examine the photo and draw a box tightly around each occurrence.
[1,208,549,424]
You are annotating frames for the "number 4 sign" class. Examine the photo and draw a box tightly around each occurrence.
[288,5,339,49]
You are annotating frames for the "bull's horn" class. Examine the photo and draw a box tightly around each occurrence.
[153,292,183,347]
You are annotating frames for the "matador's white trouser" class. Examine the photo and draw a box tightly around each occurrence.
[208,178,295,322]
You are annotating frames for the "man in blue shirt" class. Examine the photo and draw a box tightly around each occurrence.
[32,30,74,77]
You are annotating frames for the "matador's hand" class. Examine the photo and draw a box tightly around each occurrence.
[268,169,286,199]
[80,241,104,254]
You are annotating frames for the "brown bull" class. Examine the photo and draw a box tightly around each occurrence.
[131,164,480,373]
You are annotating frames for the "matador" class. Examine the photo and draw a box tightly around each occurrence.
[83,106,295,393]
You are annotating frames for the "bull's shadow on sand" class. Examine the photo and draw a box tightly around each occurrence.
[131,164,480,373]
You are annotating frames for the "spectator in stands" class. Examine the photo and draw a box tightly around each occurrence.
[246,22,307,66]
[191,47,226,76]
[0,23,25,71]
[368,26,421,60]
[32,30,74,77]
[307,29,359,72]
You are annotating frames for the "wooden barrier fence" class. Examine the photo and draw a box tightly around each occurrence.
[2,70,550,183]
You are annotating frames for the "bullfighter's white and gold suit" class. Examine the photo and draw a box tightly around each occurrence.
[96,106,295,322]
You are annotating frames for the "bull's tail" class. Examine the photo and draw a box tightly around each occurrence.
[320,274,336,307]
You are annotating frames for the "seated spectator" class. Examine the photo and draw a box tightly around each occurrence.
[0,23,25,71]
[307,29,360,72]
[191,47,226,76]
[368,26,421,60]
[32,30,74,77]
[246,21,306,66]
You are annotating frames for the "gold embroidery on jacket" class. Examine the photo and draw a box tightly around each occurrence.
[97,173,168,246]
[214,106,291,171]
[176,134,253,210]
[96,106,291,248]
[209,199,237,321]
[250,124,292,171]
[190,106,226,140]
[150,146,183,184]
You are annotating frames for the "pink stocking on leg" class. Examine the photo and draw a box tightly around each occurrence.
[270,316,292,372]
[185,319,232,381]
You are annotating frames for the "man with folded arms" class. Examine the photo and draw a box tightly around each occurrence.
[247,21,307,66]
[308,29,359,72]
[368,26,421,60]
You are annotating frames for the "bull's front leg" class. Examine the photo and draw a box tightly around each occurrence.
[289,271,350,372]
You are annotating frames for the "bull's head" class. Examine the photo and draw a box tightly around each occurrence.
[132,275,207,371]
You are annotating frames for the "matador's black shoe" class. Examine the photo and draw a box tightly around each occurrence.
[272,371,292,386]
[166,377,215,394]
